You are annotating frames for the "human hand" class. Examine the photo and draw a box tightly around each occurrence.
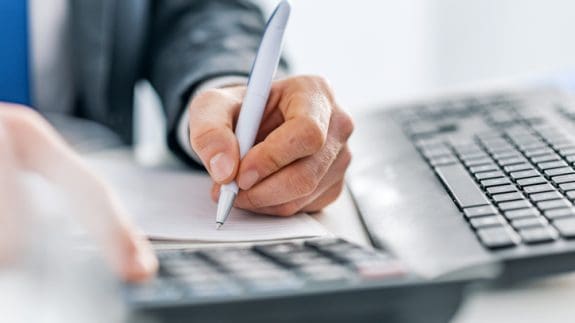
[187,75,354,216]
[0,103,157,282]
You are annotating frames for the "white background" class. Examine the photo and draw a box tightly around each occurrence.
[257,0,575,114]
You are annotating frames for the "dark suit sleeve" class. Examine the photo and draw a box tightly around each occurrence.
[146,0,289,167]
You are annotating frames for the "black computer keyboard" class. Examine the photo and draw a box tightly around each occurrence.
[399,94,575,250]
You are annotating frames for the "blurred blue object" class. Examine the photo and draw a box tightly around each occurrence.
[0,0,31,106]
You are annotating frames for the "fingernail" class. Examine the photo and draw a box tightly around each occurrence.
[210,152,234,182]
[239,169,259,190]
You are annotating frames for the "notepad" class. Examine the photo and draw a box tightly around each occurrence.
[88,156,329,242]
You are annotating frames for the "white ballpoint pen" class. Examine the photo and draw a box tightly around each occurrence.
[216,0,291,229]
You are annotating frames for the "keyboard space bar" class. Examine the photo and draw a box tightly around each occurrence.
[434,164,491,208]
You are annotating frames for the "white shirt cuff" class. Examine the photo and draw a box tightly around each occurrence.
[177,76,249,165]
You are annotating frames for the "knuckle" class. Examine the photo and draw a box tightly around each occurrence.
[313,75,332,90]
[193,88,226,106]
[195,88,242,107]
[290,167,319,197]
[244,189,266,209]
[296,117,326,153]
[4,107,41,129]
[333,181,346,197]
[1,108,46,143]
[189,126,221,154]
[303,75,335,100]
[274,202,301,217]
[335,110,354,140]
[340,146,353,169]
[261,147,283,172]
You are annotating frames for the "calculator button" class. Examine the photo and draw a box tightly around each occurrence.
[476,227,518,249]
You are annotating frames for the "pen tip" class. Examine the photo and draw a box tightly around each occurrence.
[216,222,223,230]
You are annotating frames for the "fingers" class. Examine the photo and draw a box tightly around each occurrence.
[188,88,244,184]
[91,190,158,282]
[301,180,345,213]
[239,146,351,216]
[237,77,333,190]
[0,105,158,282]
[235,107,353,209]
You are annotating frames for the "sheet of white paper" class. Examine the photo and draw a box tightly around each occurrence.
[88,157,329,242]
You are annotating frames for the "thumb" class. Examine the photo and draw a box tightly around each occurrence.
[188,89,242,184]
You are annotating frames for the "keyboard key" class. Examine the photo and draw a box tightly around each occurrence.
[407,122,439,137]
[567,155,575,163]
[518,227,556,244]
[511,217,547,229]
[469,164,499,173]
[517,177,547,187]
[544,167,575,177]
[538,160,568,170]
[475,171,505,180]
[492,151,521,160]
[529,191,562,202]
[476,227,518,249]
[465,157,494,167]
[429,156,458,166]
[498,200,532,211]
[415,138,443,149]
[551,174,575,184]
[505,208,541,220]
[510,170,539,180]
[487,185,517,195]
[553,218,575,238]
[481,178,512,187]
[483,141,513,151]
[492,192,524,202]
[566,191,575,200]
[503,164,532,173]
[524,148,555,158]
[544,208,575,220]
[452,143,482,154]
[421,147,452,158]
[551,141,574,150]
[469,215,505,228]
[537,199,572,210]
[498,157,526,166]
[459,151,489,161]
[559,182,575,191]
[531,154,561,163]
[559,147,575,157]
[518,142,546,150]
[434,164,491,208]
[463,205,498,218]
[524,183,555,194]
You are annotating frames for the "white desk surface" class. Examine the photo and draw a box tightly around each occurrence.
[91,149,575,323]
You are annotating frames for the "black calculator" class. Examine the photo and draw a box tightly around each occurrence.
[125,238,471,323]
